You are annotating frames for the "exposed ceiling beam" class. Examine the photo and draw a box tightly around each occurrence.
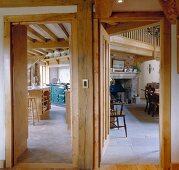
[106,21,158,35]
[33,49,48,55]
[27,36,36,42]
[100,12,165,23]
[28,26,47,42]
[38,24,59,42]
[0,0,82,7]
[27,50,43,56]
[95,0,112,18]
[158,0,178,24]
[58,23,69,41]
[28,40,69,49]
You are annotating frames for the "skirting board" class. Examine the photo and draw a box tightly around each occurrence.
[0,160,5,168]
[171,163,179,170]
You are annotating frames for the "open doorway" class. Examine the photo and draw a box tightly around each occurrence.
[4,13,78,168]
[98,22,161,165]
[102,24,160,164]
[16,22,72,163]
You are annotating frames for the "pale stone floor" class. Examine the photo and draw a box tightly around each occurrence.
[101,103,159,165]
[18,105,72,163]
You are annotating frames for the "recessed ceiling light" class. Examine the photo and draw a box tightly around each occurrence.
[118,0,124,3]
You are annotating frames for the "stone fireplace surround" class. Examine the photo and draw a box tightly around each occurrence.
[110,72,139,103]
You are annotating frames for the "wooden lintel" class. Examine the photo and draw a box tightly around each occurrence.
[4,13,76,23]
[158,0,178,24]
[28,40,69,49]
[95,0,112,18]
[106,21,158,35]
[0,0,82,7]
[100,12,164,23]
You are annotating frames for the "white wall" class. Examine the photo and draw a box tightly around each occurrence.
[171,25,179,162]
[49,66,70,83]
[139,60,160,98]
[0,6,77,161]
[58,66,70,83]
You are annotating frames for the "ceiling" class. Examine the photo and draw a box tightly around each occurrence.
[112,0,162,12]
[27,22,71,59]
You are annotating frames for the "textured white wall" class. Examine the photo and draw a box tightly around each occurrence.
[0,5,77,161]
[171,25,179,162]
[139,60,160,98]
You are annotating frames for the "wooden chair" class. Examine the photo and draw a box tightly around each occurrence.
[110,103,127,137]
[28,97,39,125]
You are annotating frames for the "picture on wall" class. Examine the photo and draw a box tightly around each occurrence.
[113,59,124,72]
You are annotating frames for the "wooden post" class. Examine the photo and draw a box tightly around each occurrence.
[160,18,171,170]
[77,1,94,169]
[93,18,100,169]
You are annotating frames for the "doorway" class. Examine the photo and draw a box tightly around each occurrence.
[93,17,171,169]
[4,13,78,168]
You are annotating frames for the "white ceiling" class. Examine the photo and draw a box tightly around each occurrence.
[112,0,162,12]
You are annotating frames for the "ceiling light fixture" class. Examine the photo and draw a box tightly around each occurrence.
[118,0,124,3]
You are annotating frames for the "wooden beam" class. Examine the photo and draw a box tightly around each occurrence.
[77,0,93,169]
[58,23,69,40]
[27,36,35,42]
[95,0,112,18]
[177,1,179,15]
[160,18,171,170]
[28,50,43,56]
[106,21,158,35]
[4,13,76,24]
[100,12,165,23]
[158,0,178,24]
[0,0,82,7]
[28,40,69,49]
[38,24,59,41]
[32,49,47,55]
[28,26,47,42]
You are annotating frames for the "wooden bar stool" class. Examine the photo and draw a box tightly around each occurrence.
[28,97,39,125]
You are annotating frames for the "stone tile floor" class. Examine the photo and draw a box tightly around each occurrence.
[101,103,159,164]
[18,105,72,163]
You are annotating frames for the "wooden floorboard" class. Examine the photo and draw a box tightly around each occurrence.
[1,164,163,170]
[99,165,162,170]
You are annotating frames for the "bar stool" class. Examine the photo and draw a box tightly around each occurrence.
[28,97,39,125]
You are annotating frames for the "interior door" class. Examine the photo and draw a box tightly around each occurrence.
[100,24,110,160]
[11,25,28,164]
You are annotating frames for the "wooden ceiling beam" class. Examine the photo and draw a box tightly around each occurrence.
[58,23,69,40]
[33,49,48,55]
[158,0,178,24]
[28,50,43,56]
[27,36,36,42]
[100,12,165,23]
[106,21,158,35]
[28,26,47,42]
[0,0,82,7]
[28,40,69,49]
[38,24,59,41]
[95,0,112,18]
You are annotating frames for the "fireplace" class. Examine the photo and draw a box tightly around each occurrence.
[110,72,139,103]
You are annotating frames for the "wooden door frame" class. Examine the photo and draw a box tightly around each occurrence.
[4,13,79,169]
[93,15,171,170]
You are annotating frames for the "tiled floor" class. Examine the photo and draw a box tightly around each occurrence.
[101,103,159,164]
[18,105,72,163]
